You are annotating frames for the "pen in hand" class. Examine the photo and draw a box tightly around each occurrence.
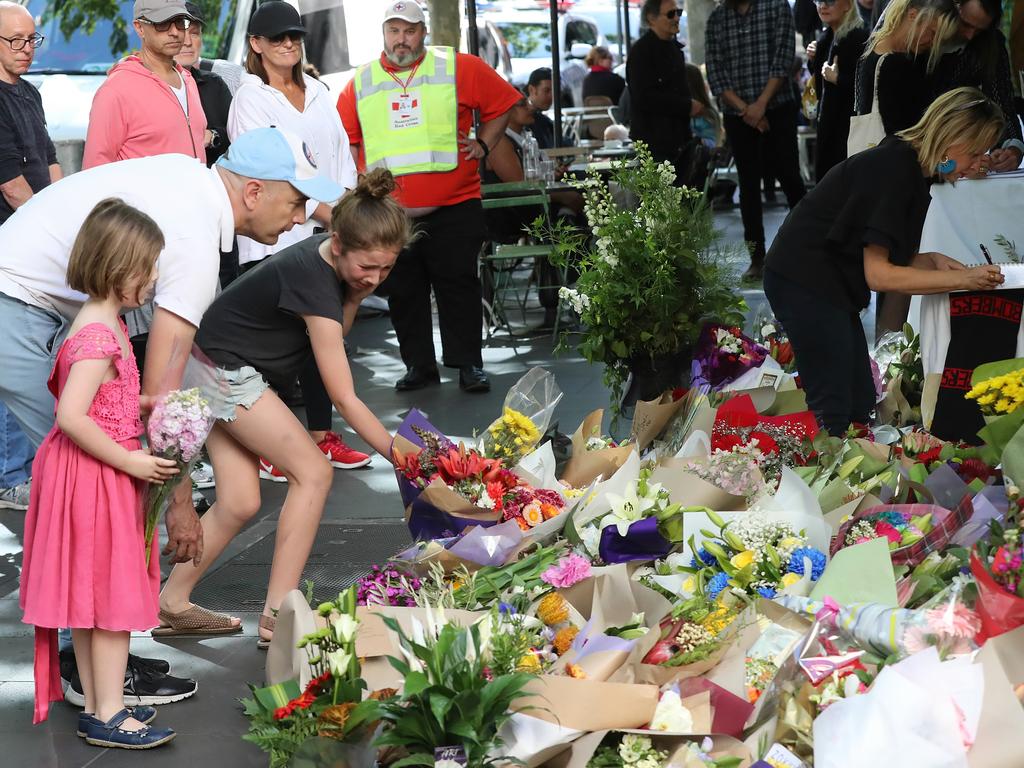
[980,244,994,265]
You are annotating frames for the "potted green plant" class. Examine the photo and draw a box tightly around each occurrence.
[533,143,745,412]
[373,611,537,766]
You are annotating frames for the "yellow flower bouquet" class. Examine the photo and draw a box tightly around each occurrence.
[479,367,562,466]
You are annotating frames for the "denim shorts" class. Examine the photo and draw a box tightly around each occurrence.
[212,365,270,422]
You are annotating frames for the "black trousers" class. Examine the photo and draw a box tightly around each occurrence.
[380,199,487,369]
[723,104,806,251]
[764,269,876,436]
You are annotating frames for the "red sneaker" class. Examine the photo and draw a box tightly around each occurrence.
[258,458,288,483]
[318,432,371,469]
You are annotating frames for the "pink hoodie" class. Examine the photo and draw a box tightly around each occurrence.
[83,57,207,169]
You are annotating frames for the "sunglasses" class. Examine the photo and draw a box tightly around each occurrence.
[263,31,304,46]
[814,0,839,6]
[664,8,683,19]
[140,16,191,32]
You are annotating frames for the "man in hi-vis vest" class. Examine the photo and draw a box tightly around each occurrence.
[338,0,520,394]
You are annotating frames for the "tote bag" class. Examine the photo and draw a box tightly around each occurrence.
[847,53,888,156]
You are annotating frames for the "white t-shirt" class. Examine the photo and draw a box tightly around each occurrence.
[169,72,189,116]
[228,72,357,265]
[0,154,234,326]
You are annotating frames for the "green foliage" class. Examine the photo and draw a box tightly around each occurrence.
[373,616,536,766]
[531,143,745,407]
[43,0,236,58]
[486,610,544,675]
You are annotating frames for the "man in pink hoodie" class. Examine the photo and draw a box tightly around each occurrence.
[83,0,207,168]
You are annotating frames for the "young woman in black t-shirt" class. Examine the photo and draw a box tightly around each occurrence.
[157,170,412,647]
[764,88,1005,435]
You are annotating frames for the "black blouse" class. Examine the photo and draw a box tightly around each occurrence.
[855,51,931,135]
[583,68,626,104]
[765,136,932,312]
[809,25,869,181]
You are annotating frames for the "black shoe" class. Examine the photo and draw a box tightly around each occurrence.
[458,366,491,393]
[59,649,172,683]
[395,365,441,391]
[64,656,198,707]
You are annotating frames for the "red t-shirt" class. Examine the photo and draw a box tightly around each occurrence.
[338,51,521,209]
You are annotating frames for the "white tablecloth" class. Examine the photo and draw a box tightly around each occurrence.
[916,174,1024,377]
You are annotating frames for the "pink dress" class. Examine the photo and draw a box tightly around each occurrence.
[19,321,159,724]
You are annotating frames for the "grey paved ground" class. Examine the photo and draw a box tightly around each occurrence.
[0,203,786,767]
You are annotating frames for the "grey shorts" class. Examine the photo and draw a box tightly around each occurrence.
[212,365,270,422]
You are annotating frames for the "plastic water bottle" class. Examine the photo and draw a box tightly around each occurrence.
[522,129,539,180]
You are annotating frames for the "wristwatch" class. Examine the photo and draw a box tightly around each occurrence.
[208,129,222,148]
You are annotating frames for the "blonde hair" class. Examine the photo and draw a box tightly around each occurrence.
[833,0,865,42]
[865,0,958,71]
[897,87,1005,175]
[67,198,164,300]
[330,169,414,254]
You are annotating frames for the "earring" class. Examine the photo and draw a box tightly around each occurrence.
[937,155,957,174]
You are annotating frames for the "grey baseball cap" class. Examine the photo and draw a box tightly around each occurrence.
[133,0,195,23]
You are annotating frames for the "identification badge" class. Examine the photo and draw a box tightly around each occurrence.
[390,89,423,130]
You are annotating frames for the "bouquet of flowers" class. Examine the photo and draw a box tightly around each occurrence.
[966,365,1024,417]
[479,367,561,465]
[756,317,796,373]
[691,323,769,391]
[356,563,423,607]
[681,511,828,601]
[242,586,391,767]
[588,734,667,768]
[143,387,214,564]
[682,444,770,506]
[579,467,685,563]
[970,501,1024,640]
[873,325,924,426]
[831,498,974,567]
[641,594,740,671]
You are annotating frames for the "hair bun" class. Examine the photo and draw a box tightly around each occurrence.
[356,168,397,200]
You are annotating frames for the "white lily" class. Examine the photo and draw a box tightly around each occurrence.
[332,613,359,645]
[327,649,351,678]
[605,480,657,537]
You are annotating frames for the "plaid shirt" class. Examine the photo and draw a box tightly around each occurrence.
[705,0,797,115]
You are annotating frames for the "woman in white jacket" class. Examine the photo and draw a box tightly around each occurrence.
[228,1,367,478]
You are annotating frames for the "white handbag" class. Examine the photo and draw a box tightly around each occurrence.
[847,53,888,156]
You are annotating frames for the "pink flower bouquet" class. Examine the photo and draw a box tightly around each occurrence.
[143,387,214,564]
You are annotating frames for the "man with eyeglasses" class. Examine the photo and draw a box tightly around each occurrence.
[83,0,207,169]
[0,1,57,515]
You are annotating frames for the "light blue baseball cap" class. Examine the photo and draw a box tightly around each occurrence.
[216,127,343,203]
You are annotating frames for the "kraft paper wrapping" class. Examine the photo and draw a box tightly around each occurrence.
[631,392,687,451]
[514,675,660,732]
[562,409,637,489]
[544,730,752,768]
[650,458,748,511]
[265,589,321,687]
[968,625,1024,768]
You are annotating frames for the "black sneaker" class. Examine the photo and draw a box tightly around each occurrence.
[60,648,170,679]
[64,655,197,707]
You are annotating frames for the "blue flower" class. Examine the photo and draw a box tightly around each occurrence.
[690,548,717,568]
[498,602,516,615]
[787,547,827,581]
[707,571,730,599]
[757,586,777,598]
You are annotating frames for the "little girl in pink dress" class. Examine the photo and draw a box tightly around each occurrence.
[20,199,180,749]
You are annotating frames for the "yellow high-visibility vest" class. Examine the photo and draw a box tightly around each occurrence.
[354,46,458,176]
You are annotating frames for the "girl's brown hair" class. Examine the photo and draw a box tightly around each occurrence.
[66,198,164,300]
[585,45,612,68]
[330,169,414,254]
[246,37,306,90]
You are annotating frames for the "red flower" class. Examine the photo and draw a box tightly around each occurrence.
[273,705,291,721]
[957,458,992,484]
[434,445,504,484]
[712,433,743,453]
[993,546,1016,574]
[394,447,425,482]
[749,430,779,454]
[915,446,943,465]
[671,387,688,402]
[873,522,902,544]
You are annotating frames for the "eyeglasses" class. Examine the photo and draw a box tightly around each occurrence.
[263,31,304,46]
[814,0,839,6]
[664,8,683,19]
[139,16,192,32]
[0,33,45,51]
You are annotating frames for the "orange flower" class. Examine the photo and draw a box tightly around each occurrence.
[565,663,586,679]
[540,503,560,521]
[553,625,579,655]
[538,593,569,626]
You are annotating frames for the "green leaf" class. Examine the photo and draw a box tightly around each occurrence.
[389,753,436,768]
[403,670,430,697]
[252,680,301,711]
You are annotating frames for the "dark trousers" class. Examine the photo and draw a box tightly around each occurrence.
[764,269,876,436]
[380,199,487,369]
[723,104,806,255]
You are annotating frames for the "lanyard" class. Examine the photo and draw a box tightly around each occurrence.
[385,59,422,96]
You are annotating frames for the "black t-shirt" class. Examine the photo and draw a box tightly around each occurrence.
[856,51,930,135]
[0,78,57,224]
[765,137,932,312]
[196,234,346,391]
